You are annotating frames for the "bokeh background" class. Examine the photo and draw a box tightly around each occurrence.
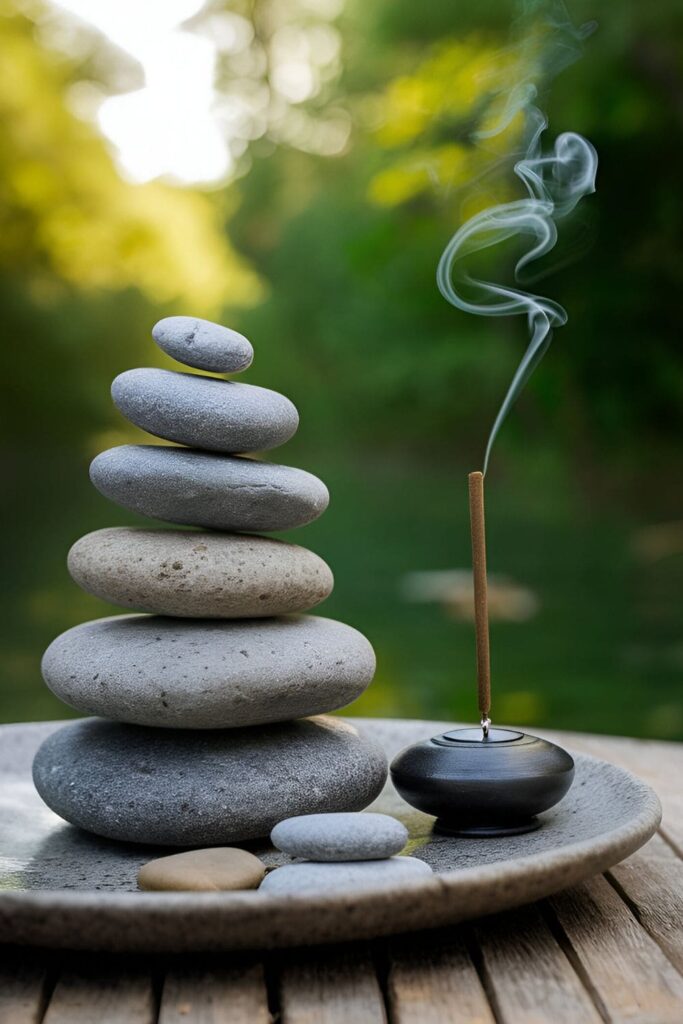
[2,0,681,738]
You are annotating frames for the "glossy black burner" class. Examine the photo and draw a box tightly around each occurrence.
[390,727,575,837]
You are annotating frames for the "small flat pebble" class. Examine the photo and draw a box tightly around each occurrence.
[259,857,433,895]
[153,316,253,374]
[89,446,329,532]
[271,813,408,861]
[41,614,376,728]
[138,848,265,891]
[68,528,333,618]
[112,369,298,453]
[32,716,388,846]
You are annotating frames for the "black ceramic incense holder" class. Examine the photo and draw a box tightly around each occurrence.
[391,726,574,836]
[390,472,575,837]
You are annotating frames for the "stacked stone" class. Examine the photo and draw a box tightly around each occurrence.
[32,317,388,847]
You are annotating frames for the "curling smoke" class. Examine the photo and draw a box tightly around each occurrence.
[437,16,598,474]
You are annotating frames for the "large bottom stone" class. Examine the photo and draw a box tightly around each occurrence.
[32,716,388,846]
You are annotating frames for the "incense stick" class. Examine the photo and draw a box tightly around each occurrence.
[468,471,491,724]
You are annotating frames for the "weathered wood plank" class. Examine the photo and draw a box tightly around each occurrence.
[607,832,683,974]
[474,904,602,1024]
[43,964,155,1024]
[0,952,49,1024]
[278,945,386,1024]
[386,928,494,1024]
[158,961,271,1024]
[550,874,683,1022]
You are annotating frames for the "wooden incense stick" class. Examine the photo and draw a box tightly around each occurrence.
[468,471,491,724]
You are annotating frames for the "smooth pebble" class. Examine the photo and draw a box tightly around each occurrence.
[259,857,433,895]
[68,528,333,618]
[138,848,265,892]
[89,446,329,532]
[271,813,408,861]
[153,316,253,374]
[112,369,298,453]
[32,716,388,846]
[41,614,376,729]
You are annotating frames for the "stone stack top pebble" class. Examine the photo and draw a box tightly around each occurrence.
[152,316,254,374]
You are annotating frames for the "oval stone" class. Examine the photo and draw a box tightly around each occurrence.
[152,316,253,374]
[111,369,299,453]
[260,857,432,895]
[68,528,333,618]
[138,848,266,892]
[89,446,329,532]
[32,717,388,845]
[41,614,376,728]
[271,812,408,861]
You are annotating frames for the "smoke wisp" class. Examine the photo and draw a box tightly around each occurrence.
[437,4,598,474]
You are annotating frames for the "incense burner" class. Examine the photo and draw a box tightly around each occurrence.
[390,727,575,837]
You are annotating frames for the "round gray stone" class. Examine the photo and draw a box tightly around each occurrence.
[271,812,408,861]
[32,716,388,846]
[260,857,432,894]
[41,614,376,728]
[111,369,299,453]
[89,446,329,532]
[152,316,253,374]
[68,528,333,618]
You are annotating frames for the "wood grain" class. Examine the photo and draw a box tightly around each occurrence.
[278,945,386,1024]
[43,965,155,1024]
[0,952,49,1024]
[159,961,271,1024]
[474,904,602,1024]
[550,874,683,1023]
[607,832,683,973]
[386,928,494,1024]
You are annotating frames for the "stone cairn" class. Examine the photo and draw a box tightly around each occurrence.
[33,317,388,847]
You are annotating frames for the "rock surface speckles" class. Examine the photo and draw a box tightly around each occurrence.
[42,614,376,729]
[68,528,333,618]
[33,717,388,846]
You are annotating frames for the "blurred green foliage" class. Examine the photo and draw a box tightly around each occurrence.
[1,0,682,738]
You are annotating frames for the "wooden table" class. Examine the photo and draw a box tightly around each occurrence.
[1,728,682,1023]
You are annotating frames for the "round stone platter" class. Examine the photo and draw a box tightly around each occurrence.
[0,717,661,952]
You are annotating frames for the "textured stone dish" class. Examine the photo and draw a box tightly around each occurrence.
[41,615,376,728]
[32,716,387,845]
[89,446,330,532]
[111,370,299,453]
[152,316,253,374]
[0,718,661,952]
[67,528,334,619]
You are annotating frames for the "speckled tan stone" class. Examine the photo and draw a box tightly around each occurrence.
[138,848,265,892]
[68,528,333,618]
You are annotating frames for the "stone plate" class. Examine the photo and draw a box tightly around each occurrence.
[0,718,661,952]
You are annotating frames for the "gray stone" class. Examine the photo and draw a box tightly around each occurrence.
[41,614,376,729]
[260,857,432,894]
[32,716,388,846]
[67,528,333,619]
[89,446,329,532]
[111,369,299,453]
[270,812,408,861]
[152,316,253,374]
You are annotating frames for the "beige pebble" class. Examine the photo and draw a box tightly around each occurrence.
[137,847,266,892]
[68,527,333,618]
